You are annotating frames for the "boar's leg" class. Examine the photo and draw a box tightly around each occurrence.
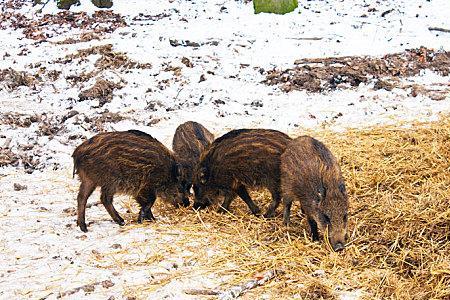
[264,187,282,218]
[217,191,235,214]
[235,185,261,215]
[307,217,320,241]
[282,196,293,225]
[76,179,96,232]
[137,189,156,223]
[100,186,125,226]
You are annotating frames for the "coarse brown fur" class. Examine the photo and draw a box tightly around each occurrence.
[172,121,214,198]
[192,128,292,217]
[281,136,349,251]
[72,130,188,232]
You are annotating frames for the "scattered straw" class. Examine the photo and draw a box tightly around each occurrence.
[91,116,450,299]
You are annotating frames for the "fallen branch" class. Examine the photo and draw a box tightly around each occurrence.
[428,27,450,33]
[218,270,281,300]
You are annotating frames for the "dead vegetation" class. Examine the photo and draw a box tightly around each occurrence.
[265,47,450,93]
[78,78,124,106]
[0,9,125,41]
[0,68,38,91]
[61,44,151,86]
[90,116,450,299]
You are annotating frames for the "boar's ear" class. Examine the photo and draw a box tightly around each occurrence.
[199,166,208,184]
[172,163,183,181]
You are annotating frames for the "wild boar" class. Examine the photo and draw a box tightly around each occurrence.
[281,136,349,251]
[72,130,189,232]
[192,128,292,217]
[172,121,214,197]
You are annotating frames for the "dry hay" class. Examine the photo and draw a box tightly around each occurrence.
[265,47,450,92]
[92,116,450,299]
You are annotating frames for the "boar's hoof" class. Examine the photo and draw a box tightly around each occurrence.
[333,242,345,252]
[79,223,88,232]
[117,219,125,226]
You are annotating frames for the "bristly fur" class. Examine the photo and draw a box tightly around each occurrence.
[193,128,292,217]
[172,121,214,170]
[281,135,348,251]
[72,131,187,232]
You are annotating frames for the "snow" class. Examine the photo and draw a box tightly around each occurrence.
[1,0,449,298]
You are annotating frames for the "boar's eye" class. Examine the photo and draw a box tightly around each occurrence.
[339,183,346,195]
[199,166,208,184]
[322,213,331,225]
[316,186,326,202]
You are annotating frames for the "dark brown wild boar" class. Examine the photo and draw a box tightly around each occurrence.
[172,121,214,197]
[192,129,292,217]
[281,136,349,251]
[72,130,189,232]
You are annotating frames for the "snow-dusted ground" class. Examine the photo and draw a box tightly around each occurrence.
[0,0,449,299]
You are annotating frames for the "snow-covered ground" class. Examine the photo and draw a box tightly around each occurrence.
[0,0,449,298]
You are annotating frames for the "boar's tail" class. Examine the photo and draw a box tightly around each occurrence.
[72,154,80,179]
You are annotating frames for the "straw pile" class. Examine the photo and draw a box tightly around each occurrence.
[97,116,450,299]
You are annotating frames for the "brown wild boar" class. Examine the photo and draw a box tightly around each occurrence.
[72,130,189,232]
[172,121,214,197]
[281,136,349,251]
[192,129,292,217]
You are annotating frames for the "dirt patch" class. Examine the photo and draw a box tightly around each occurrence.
[265,47,450,92]
[0,9,126,42]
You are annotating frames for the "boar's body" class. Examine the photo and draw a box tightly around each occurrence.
[172,121,214,193]
[193,129,292,217]
[281,136,349,251]
[72,130,186,232]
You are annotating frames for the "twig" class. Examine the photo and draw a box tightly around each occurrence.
[286,37,323,41]
[428,27,450,33]
[2,138,12,149]
[183,289,220,296]
[174,87,184,102]
[218,270,281,300]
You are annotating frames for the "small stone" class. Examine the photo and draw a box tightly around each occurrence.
[13,183,27,191]
[111,243,122,249]
[102,280,115,289]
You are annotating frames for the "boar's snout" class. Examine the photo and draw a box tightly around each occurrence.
[193,201,210,210]
[332,241,345,252]
[193,202,204,210]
